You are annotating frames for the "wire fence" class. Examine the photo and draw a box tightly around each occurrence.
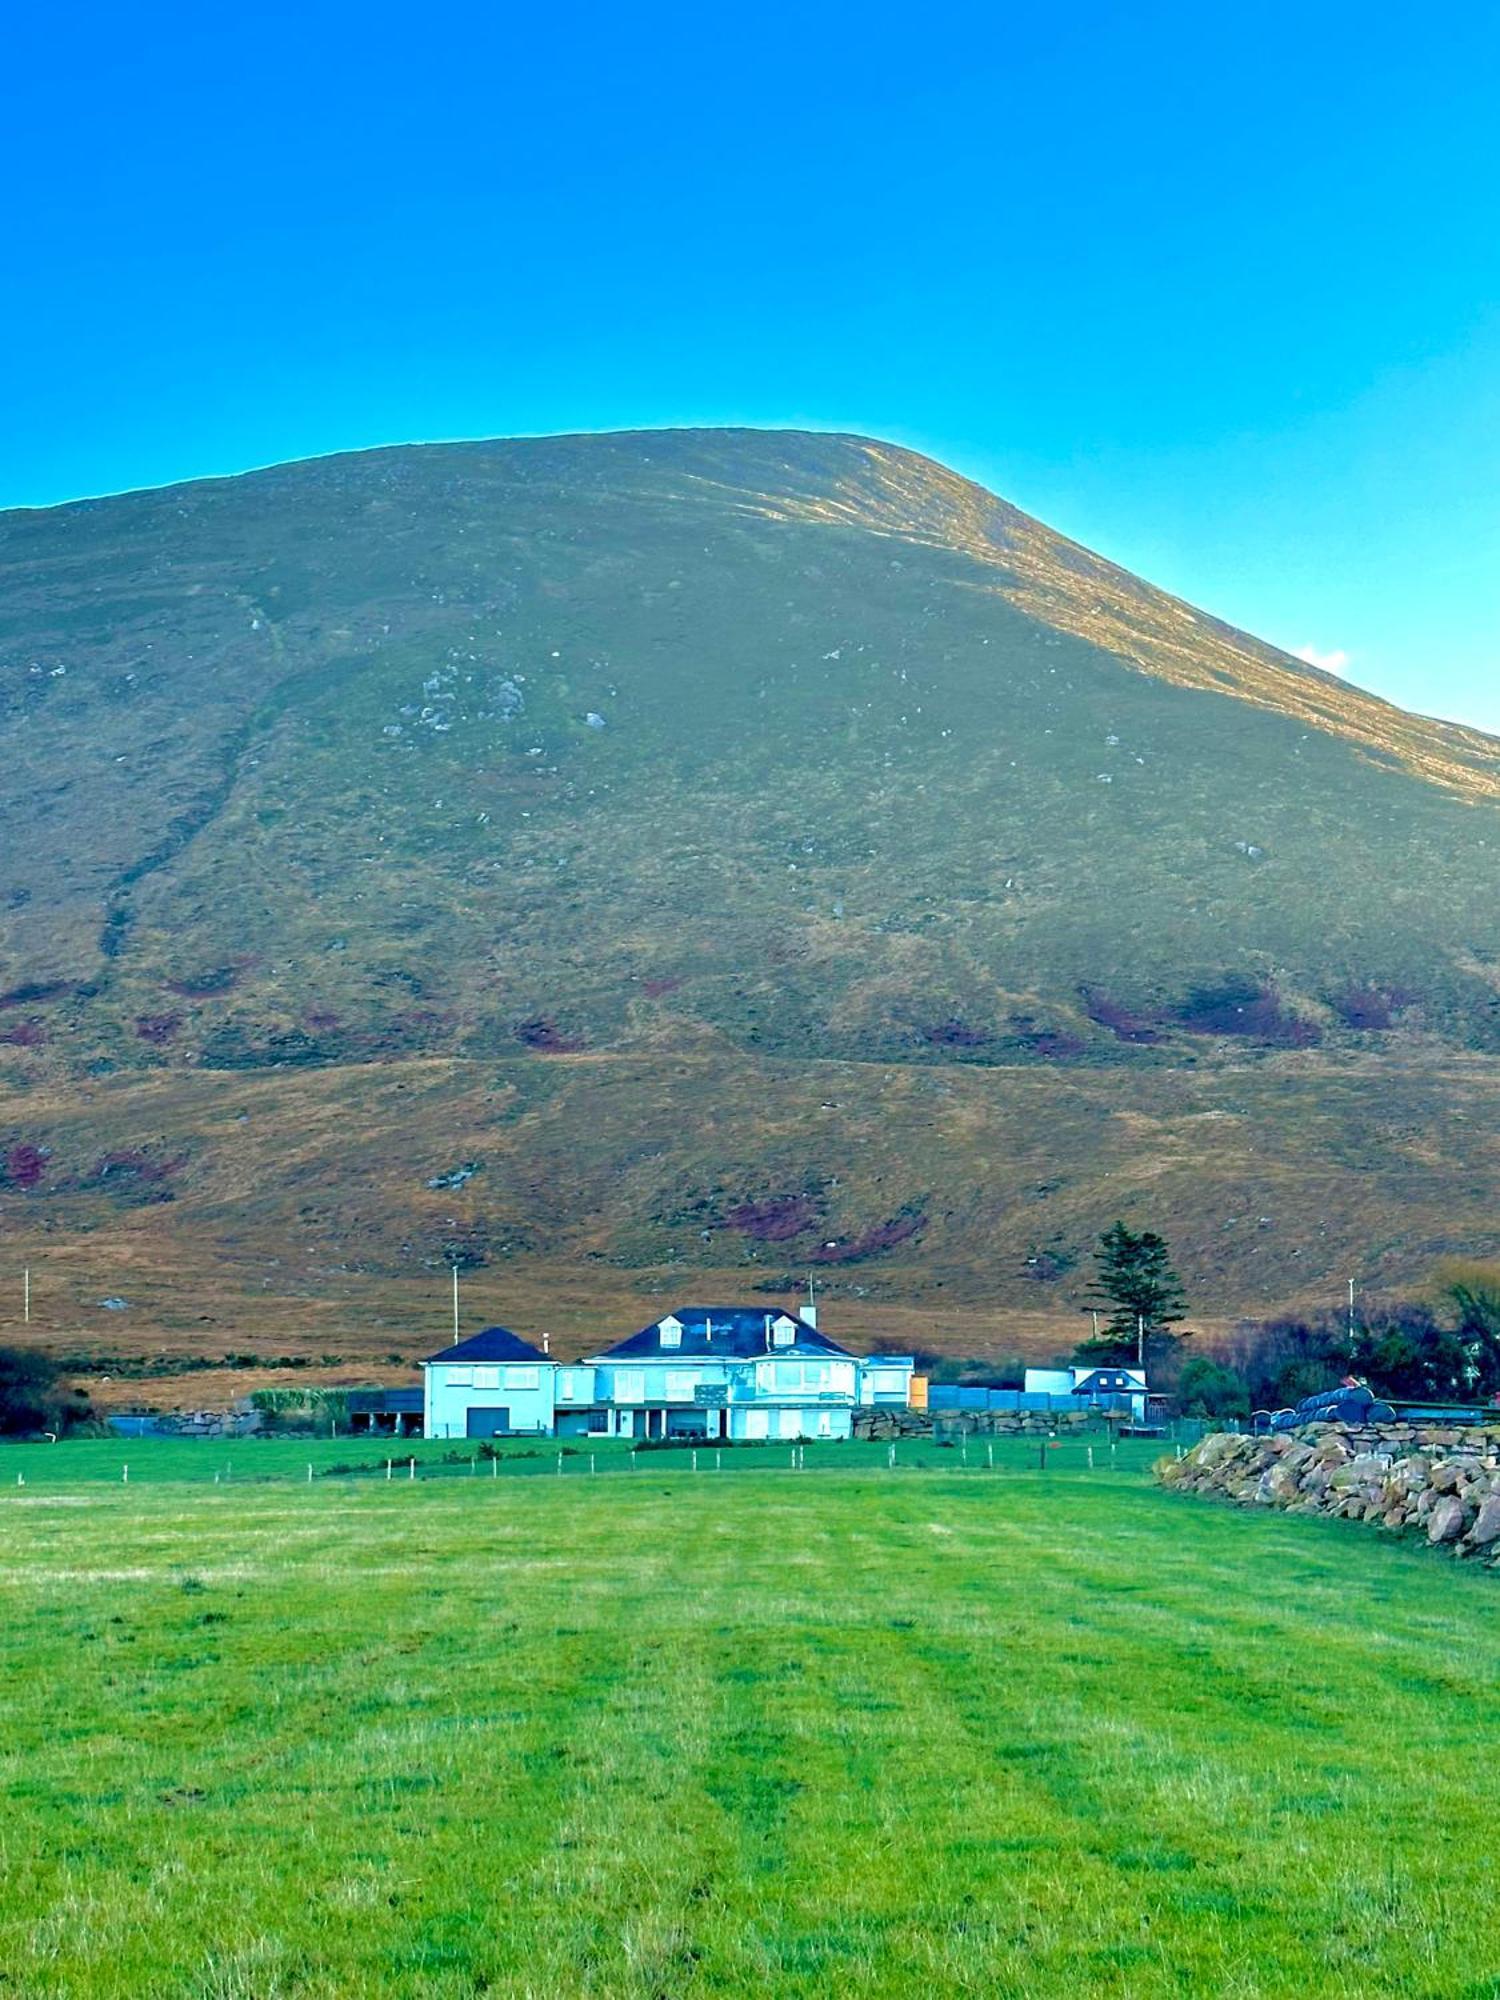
[0,1428,1181,1495]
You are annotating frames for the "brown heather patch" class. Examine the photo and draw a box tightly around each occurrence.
[0,1020,48,1047]
[514,1016,585,1054]
[0,980,77,1009]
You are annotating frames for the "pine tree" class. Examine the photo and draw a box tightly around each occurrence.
[1077,1221,1188,1368]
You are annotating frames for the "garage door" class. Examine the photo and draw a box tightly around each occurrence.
[465,1407,511,1438]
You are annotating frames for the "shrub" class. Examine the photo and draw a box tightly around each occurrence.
[0,1348,95,1436]
[1174,978,1320,1048]
[1225,1297,1499,1409]
[1079,989,1161,1045]
[1174,1356,1251,1421]
[724,1193,822,1242]
[2,1143,48,1189]
[914,1352,1028,1388]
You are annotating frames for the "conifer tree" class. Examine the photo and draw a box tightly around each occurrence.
[1078,1221,1188,1368]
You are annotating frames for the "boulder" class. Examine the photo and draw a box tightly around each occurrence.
[1265,1462,1303,1503]
[1467,1492,1500,1548]
[1194,1430,1243,1468]
[1428,1495,1467,1545]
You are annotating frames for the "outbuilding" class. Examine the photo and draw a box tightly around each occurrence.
[1024,1365,1149,1422]
[424,1326,556,1438]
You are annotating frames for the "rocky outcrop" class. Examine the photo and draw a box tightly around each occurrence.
[1159,1423,1500,1565]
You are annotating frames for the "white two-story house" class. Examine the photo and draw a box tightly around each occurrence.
[423,1305,914,1441]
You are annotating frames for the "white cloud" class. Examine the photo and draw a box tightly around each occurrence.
[1294,643,1351,675]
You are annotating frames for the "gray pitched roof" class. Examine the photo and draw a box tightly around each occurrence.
[423,1325,550,1365]
[592,1306,851,1362]
[1072,1368,1145,1394]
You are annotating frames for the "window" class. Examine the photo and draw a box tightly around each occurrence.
[505,1366,540,1390]
[613,1370,645,1403]
[665,1372,697,1402]
[658,1315,683,1349]
[777,1361,828,1392]
[744,1410,769,1439]
[559,1370,587,1402]
[474,1366,500,1389]
[829,1361,855,1395]
[446,1367,473,1387]
[779,1408,804,1438]
[771,1316,796,1348]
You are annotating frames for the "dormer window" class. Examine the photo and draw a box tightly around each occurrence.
[772,1315,797,1349]
[658,1314,684,1350]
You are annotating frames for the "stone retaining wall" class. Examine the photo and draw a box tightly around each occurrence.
[113,1409,261,1438]
[1159,1422,1500,1566]
[854,1408,1100,1440]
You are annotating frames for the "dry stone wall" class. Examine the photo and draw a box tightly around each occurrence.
[1159,1422,1500,1566]
[854,1409,1098,1441]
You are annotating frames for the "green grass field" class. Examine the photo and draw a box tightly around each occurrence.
[3,1439,1499,1998]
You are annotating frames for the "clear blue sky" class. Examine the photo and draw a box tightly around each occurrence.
[7,1,1498,728]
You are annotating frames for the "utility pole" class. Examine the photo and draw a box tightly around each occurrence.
[1137,1314,1145,1369]
[23,1267,30,1325]
[1347,1277,1357,1345]
[451,1264,460,1345]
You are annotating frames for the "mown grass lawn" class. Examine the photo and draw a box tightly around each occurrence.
[2,1448,1499,1998]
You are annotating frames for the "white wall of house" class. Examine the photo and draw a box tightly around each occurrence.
[1024,1369,1075,1398]
[425,1360,556,1439]
[424,1339,916,1439]
[859,1359,916,1406]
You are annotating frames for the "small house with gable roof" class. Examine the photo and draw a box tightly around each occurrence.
[1024,1365,1149,1422]
[424,1325,556,1439]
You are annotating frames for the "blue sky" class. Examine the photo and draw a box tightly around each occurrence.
[6,1,1498,727]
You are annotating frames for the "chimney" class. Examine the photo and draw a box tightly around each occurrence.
[803,1277,818,1330]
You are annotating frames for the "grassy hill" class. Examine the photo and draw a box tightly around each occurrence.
[2,428,1499,1376]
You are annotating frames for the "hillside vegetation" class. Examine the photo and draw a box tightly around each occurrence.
[2,429,1498,1369]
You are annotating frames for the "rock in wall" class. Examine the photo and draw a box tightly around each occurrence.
[1158,1422,1500,1565]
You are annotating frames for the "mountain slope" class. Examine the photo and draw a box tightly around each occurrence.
[2,429,1498,1372]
